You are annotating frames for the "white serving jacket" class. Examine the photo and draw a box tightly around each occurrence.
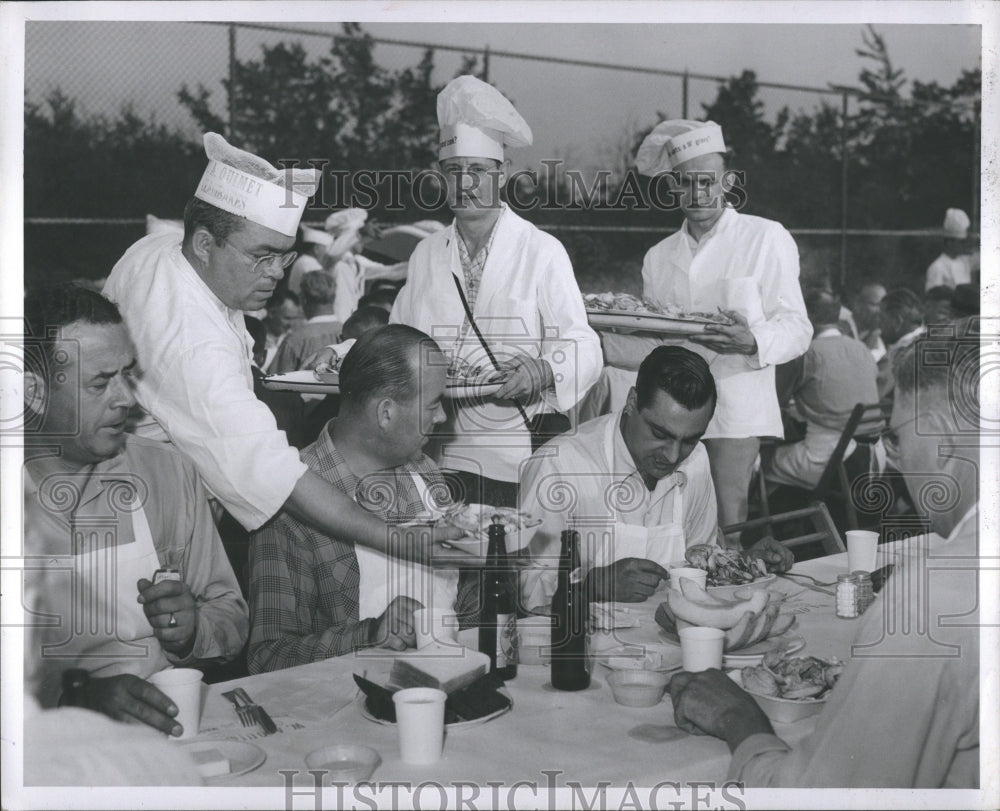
[390,207,602,482]
[104,232,307,529]
[640,208,812,439]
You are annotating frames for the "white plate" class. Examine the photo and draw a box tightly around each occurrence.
[721,633,805,666]
[590,603,640,631]
[595,644,684,673]
[358,690,512,729]
[262,371,502,400]
[179,739,266,783]
[587,310,715,335]
[658,626,805,662]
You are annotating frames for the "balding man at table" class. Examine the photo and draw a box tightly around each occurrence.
[670,322,982,787]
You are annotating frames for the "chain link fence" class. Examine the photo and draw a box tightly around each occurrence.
[23,21,980,296]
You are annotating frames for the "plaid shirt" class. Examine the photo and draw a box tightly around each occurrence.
[248,423,458,674]
[456,209,503,312]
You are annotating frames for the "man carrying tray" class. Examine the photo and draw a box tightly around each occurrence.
[388,75,603,508]
[602,119,811,529]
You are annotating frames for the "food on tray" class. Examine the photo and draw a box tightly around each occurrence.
[684,544,770,586]
[655,579,796,651]
[389,646,489,694]
[447,357,486,380]
[583,292,735,324]
[439,503,542,539]
[741,652,844,700]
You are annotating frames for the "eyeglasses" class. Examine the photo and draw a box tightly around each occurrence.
[226,243,298,275]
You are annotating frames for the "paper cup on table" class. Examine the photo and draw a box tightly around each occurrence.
[669,567,707,592]
[148,668,203,738]
[846,530,879,573]
[392,688,447,764]
[413,608,459,650]
[678,627,724,672]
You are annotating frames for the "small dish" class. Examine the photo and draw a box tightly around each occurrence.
[179,739,266,783]
[606,669,670,707]
[305,744,381,783]
[596,644,683,674]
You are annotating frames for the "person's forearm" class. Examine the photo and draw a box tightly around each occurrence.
[284,470,390,552]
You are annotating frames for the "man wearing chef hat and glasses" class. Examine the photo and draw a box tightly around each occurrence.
[605,120,812,530]
[104,133,461,570]
[389,75,602,508]
[924,207,979,291]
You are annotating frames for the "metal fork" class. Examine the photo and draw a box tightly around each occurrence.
[780,571,838,588]
[222,689,256,728]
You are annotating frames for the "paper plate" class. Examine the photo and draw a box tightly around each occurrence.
[262,371,502,400]
[587,310,714,335]
[358,690,512,729]
[180,739,266,783]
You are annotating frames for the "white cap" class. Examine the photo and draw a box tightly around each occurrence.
[193,132,321,237]
[300,226,333,247]
[324,208,368,235]
[437,75,532,161]
[635,119,727,176]
[942,208,970,239]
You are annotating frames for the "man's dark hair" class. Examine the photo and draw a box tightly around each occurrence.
[804,288,842,328]
[183,196,246,246]
[266,288,300,310]
[635,345,716,412]
[357,288,399,312]
[881,288,924,325]
[924,285,953,304]
[338,324,442,407]
[341,306,389,341]
[299,271,336,312]
[23,283,124,379]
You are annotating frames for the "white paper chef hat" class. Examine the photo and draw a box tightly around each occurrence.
[194,132,321,237]
[437,75,532,161]
[324,208,369,258]
[635,119,727,176]
[942,208,970,239]
[300,225,333,247]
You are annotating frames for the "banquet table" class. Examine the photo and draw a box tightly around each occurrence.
[189,549,894,789]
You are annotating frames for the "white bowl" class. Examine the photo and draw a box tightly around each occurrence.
[606,669,670,707]
[305,744,381,783]
[728,670,827,724]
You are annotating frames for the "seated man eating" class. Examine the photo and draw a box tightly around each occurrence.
[520,346,791,611]
[248,324,474,673]
[22,284,248,736]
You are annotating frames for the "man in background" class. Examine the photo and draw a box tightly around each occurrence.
[765,288,880,490]
[876,288,925,401]
[274,270,342,373]
[925,208,979,291]
[849,281,888,363]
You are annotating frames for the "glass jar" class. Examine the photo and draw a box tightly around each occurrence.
[836,573,859,618]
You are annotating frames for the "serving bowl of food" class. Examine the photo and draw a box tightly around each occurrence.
[679,544,776,599]
[730,651,844,723]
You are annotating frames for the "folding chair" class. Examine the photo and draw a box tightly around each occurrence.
[723,501,845,558]
[757,402,888,532]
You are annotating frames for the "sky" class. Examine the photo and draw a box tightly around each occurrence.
[18,10,984,171]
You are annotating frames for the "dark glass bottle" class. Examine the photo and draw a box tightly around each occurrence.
[551,528,590,691]
[478,516,518,680]
[59,668,90,707]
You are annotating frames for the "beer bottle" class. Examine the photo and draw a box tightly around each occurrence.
[551,528,590,691]
[478,516,518,680]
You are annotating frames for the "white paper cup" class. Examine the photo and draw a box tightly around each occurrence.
[678,627,724,672]
[413,608,459,650]
[148,667,203,738]
[669,567,708,592]
[846,530,879,573]
[392,688,447,764]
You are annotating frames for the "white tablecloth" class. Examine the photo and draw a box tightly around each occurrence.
[192,551,881,789]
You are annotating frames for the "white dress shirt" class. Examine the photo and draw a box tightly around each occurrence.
[104,232,308,529]
[519,410,719,611]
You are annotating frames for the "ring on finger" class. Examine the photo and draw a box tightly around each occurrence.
[168,612,178,628]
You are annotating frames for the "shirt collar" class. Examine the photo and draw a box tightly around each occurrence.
[682,205,733,250]
[24,444,133,513]
[307,314,340,324]
[816,326,843,339]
